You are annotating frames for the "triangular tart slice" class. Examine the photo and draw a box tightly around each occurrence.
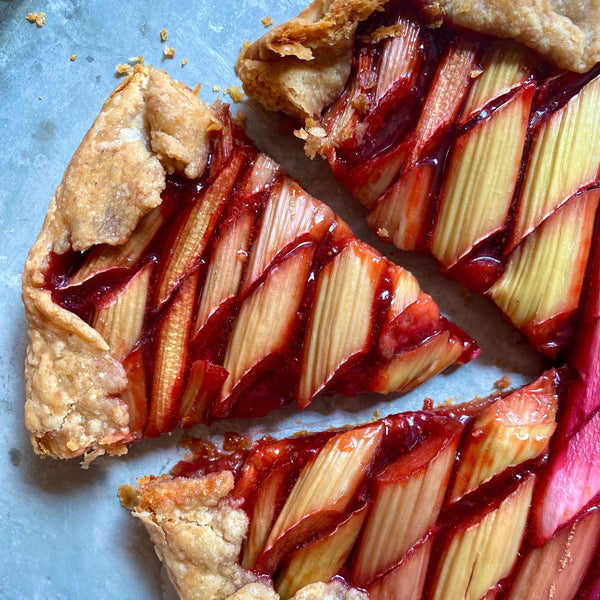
[237,0,600,359]
[121,368,600,600]
[22,65,477,460]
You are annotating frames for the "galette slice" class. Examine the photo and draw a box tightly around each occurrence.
[236,0,600,359]
[121,368,600,600]
[22,65,477,461]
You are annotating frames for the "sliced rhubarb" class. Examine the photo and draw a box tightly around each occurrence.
[193,207,254,338]
[241,176,333,292]
[43,67,478,457]
[509,74,600,250]
[430,85,533,267]
[430,474,535,600]
[448,371,558,502]
[373,18,422,105]
[298,241,386,407]
[409,38,479,164]
[257,423,383,573]
[68,207,164,286]
[146,271,198,436]
[352,419,460,585]
[240,3,600,360]
[460,40,532,124]
[367,162,435,252]
[532,409,600,544]
[92,261,153,361]
[275,505,368,600]
[365,537,433,600]
[216,245,315,415]
[124,371,586,599]
[489,189,599,356]
[154,152,244,308]
[508,506,600,600]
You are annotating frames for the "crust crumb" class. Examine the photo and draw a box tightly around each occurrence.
[70,55,77,62]
[160,28,168,42]
[261,16,274,28]
[26,12,46,27]
[225,85,245,102]
[192,82,202,96]
[181,58,188,67]
[163,45,176,59]
[115,63,133,76]
[360,23,406,44]
[129,55,144,65]
[213,84,221,93]
[494,375,513,391]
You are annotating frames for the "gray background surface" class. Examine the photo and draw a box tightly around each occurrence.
[0,1,544,598]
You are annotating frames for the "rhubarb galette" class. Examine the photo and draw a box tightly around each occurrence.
[121,369,600,600]
[22,65,477,460]
[237,0,600,358]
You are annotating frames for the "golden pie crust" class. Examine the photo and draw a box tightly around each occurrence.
[22,65,220,460]
[120,472,368,600]
[236,0,600,122]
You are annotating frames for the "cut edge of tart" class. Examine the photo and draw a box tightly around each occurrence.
[23,65,477,461]
[120,368,600,600]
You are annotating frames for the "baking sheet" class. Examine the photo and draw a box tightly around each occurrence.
[0,1,544,598]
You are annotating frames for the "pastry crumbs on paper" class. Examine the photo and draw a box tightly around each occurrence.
[26,12,46,27]
[181,58,188,67]
[160,28,168,42]
[70,55,77,61]
[115,63,133,76]
[213,84,221,93]
[261,16,273,28]
[225,85,244,102]
[163,45,176,59]
[494,375,513,390]
[192,82,201,96]
[373,409,381,419]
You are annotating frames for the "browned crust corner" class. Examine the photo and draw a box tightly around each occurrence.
[120,471,279,600]
[236,0,389,122]
[120,471,369,600]
[22,65,220,461]
[427,0,600,73]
